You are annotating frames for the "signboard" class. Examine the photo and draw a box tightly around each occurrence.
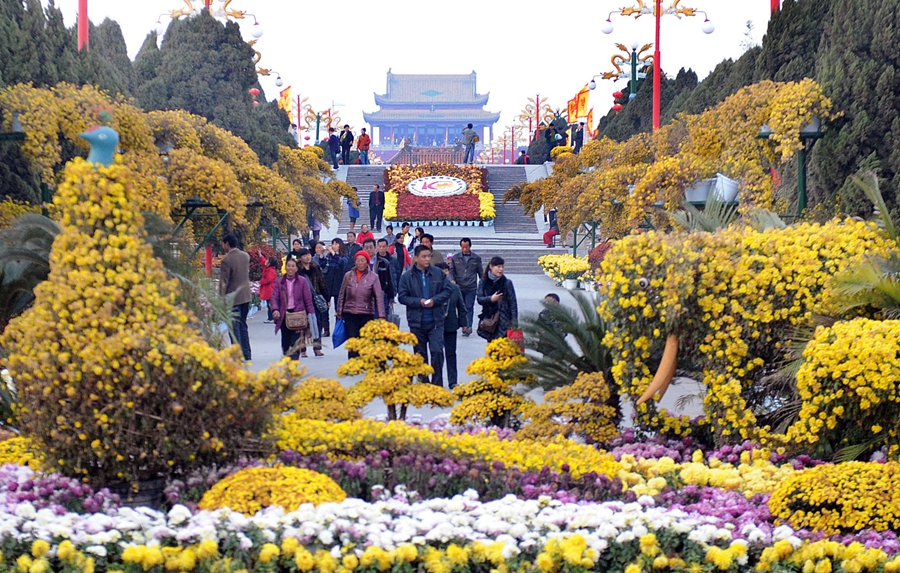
[408,176,468,197]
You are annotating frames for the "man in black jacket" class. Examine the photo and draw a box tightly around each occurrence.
[436,262,467,389]
[339,125,354,166]
[369,184,385,232]
[374,238,397,319]
[448,238,483,337]
[398,245,452,387]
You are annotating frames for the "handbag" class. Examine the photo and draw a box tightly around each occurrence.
[281,281,308,331]
[478,310,500,334]
[332,318,348,347]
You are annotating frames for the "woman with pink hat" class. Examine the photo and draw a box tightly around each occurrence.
[336,250,385,358]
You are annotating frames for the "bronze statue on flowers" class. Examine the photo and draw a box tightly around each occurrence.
[597,219,894,447]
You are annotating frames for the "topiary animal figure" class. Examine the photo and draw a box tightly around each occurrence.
[0,149,302,487]
[597,219,894,445]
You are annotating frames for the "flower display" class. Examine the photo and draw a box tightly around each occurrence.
[0,158,302,486]
[519,372,619,443]
[788,318,900,453]
[0,198,40,230]
[769,462,900,534]
[282,377,361,422]
[198,466,347,515]
[276,418,621,480]
[538,254,590,281]
[597,219,893,443]
[451,338,533,427]
[339,320,453,421]
[383,164,495,222]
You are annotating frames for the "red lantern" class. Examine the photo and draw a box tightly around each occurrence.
[612,91,624,99]
[249,87,260,97]
[304,136,311,140]
[252,101,260,107]
[613,103,623,112]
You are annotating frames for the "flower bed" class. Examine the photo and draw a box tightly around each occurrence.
[537,254,590,281]
[383,163,495,223]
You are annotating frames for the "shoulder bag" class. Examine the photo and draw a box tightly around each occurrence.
[282,280,308,331]
[478,308,500,334]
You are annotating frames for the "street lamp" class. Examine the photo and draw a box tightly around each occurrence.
[1,111,52,217]
[588,42,653,101]
[601,0,714,130]
[758,117,824,218]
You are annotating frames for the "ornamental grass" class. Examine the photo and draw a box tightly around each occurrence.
[198,466,346,515]
[0,158,302,486]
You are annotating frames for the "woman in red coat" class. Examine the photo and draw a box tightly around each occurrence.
[260,256,278,323]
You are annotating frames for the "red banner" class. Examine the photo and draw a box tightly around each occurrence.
[277,86,293,124]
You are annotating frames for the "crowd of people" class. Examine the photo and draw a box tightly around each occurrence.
[226,225,521,389]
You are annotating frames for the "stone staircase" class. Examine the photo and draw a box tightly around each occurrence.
[332,165,550,274]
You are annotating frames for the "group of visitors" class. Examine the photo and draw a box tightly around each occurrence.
[326,125,372,169]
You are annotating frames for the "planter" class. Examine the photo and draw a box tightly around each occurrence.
[563,278,579,290]
[715,173,740,202]
[685,178,715,202]
[108,477,167,509]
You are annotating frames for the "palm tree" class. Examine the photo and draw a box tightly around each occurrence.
[517,290,619,421]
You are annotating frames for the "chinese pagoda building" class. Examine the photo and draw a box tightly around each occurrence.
[363,70,501,147]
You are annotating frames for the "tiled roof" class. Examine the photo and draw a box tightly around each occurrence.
[374,71,491,104]
[363,108,501,123]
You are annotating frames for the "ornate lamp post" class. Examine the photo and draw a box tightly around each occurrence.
[601,0,714,130]
[758,118,824,218]
[588,42,653,102]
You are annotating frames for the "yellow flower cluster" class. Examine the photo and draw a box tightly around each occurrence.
[787,318,900,452]
[597,219,893,443]
[758,540,893,573]
[339,320,452,420]
[0,158,302,485]
[0,198,39,230]
[0,436,42,470]
[281,377,361,422]
[198,466,347,516]
[384,191,399,220]
[479,192,496,220]
[538,254,590,281]
[768,462,900,533]
[535,534,600,572]
[550,146,575,160]
[619,448,794,498]
[276,417,621,480]
[451,338,533,427]
[519,372,619,443]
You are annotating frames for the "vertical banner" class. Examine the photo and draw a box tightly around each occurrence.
[277,86,293,124]
[567,98,578,124]
[575,85,590,118]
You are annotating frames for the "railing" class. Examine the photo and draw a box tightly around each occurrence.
[390,147,465,165]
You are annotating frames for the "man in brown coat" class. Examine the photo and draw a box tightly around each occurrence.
[220,233,252,360]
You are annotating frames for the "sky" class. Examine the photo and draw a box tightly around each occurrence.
[53,0,773,143]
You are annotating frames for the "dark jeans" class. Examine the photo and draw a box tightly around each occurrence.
[343,313,373,359]
[341,147,351,165]
[411,320,444,387]
[331,152,339,169]
[370,207,383,231]
[265,301,273,321]
[231,302,251,360]
[461,289,476,329]
[443,329,458,387]
[280,323,301,360]
[464,143,475,164]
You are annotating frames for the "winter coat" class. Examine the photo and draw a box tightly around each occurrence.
[398,265,451,330]
[375,253,397,300]
[357,134,371,151]
[476,273,518,341]
[347,197,360,219]
[325,253,349,298]
[340,130,354,149]
[328,134,341,154]
[298,262,328,298]
[444,283,468,333]
[270,274,315,334]
[449,251,483,292]
[337,269,385,317]
[259,266,277,301]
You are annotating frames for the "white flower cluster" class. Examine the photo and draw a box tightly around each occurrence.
[0,483,787,557]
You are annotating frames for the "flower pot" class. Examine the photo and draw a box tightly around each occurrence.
[563,279,579,290]
[685,178,715,202]
[714,173,740,202]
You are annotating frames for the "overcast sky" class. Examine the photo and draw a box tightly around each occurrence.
[53,0,772,140]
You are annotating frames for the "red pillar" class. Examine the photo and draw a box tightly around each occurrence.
[204,0,212,9]
[652,0,662,131]
[771,0,780,13]
[77,0,89,51]
[205,244,213,278]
